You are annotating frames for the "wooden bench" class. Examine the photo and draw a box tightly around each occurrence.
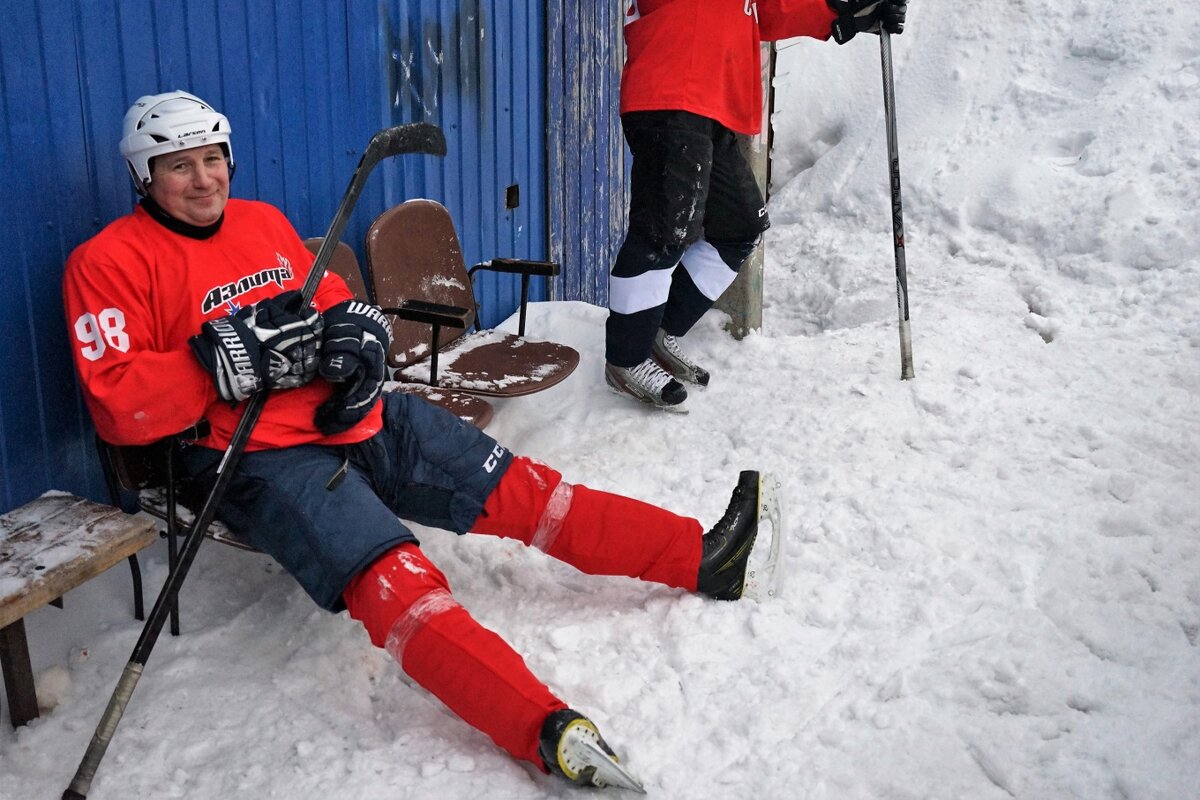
[0,492,157,728]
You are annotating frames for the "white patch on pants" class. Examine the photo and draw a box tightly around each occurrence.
[681,239,739,301]
[609,268,675,315]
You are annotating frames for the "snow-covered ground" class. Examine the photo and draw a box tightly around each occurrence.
[4,2,1199,798]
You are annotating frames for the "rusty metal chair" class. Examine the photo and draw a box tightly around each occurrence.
[364,199,579,398]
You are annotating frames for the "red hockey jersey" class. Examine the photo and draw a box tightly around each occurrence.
[63,199,383,451]
[620,0,836,135]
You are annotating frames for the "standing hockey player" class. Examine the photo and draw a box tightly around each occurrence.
[606,0,908,407]
[63,90,770,792]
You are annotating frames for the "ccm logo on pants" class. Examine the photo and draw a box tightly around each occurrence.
[483,444,507,473]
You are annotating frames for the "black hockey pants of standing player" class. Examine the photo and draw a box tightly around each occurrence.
[605,110,771,368]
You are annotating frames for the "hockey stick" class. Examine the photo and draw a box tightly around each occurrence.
[879,31,915,380]
[62,122,447,800]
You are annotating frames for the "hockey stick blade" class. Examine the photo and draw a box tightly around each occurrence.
[743,473,784,602]
[302,122,447,301]
[365,122,447,165]
[575,737,647,794]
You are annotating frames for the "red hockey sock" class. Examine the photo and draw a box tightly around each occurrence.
[344,543,565,766]
[473,457,703,590]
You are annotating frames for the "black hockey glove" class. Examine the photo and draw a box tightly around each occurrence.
[314,300,393,435]
[827,0,906,45]
[245,291,325,389]
[189,290,324,404]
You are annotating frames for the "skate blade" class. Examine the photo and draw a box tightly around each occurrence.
[605,383,690,414]
[743,473,784,602]
[576,737,647,793]
[655,401,689,415]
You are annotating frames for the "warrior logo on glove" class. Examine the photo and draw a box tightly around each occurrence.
[315,300,394,435]
[205,317,259,398]
[190,290,324,404]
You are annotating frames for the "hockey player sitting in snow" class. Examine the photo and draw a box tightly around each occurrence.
[63,90,770,792]
[605,0,907,408]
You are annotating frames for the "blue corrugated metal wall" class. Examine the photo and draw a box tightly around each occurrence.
[0,0,556,514]
[381,0,548,326]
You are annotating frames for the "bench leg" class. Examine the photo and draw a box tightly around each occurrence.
[0,619,40,728]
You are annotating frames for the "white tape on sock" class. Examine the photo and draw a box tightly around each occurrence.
[383,588,461,665]
[530,480,575,554]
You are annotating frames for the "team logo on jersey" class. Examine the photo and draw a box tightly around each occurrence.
[201,252,295,315]
[624,1,640,25]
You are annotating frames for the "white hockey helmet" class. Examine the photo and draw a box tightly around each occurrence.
[119,90,233,195]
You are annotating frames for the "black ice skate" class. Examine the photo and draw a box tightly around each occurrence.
[539,708,646,793]
[698,471,760,600]
[697,471,784,601]
[651,329,710,387]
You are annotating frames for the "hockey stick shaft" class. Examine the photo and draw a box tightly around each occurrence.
[63,122,447,800]
[880,32,915,380]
